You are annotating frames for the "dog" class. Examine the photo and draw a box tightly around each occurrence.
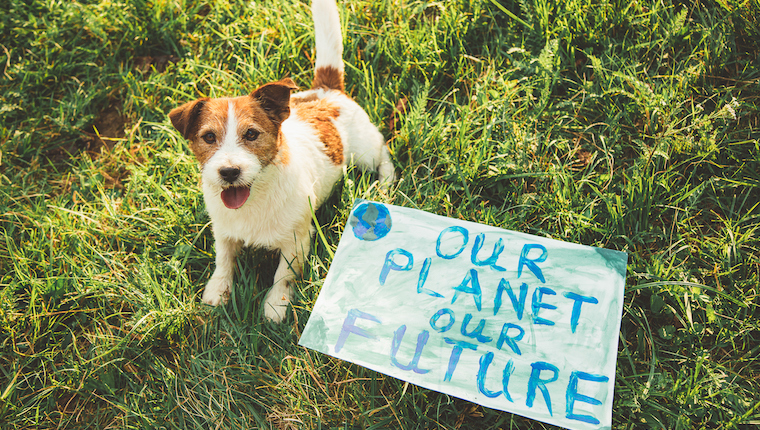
[168,0,395,322]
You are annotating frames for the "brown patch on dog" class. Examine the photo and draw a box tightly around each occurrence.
[169,93,291,168]
[251,78,298,125]
[295,99,343,164]
[169,98,220,165]
[230,96,288,167]
[169,98,208,140]
[312,66,344,92]
[291,93,320,104]
[277,134,290,166]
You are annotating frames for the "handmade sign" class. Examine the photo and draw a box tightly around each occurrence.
[299,200,627,430]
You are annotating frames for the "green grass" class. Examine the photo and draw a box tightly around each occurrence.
[1,0,759,428]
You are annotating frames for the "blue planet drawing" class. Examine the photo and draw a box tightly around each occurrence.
[349,202,392,241]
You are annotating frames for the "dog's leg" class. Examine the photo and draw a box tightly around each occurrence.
[202,235,242,306]
[377,145,396,188]
[343,114,395,189]
[263,227,312,322]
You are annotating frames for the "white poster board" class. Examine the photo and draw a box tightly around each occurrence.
[299,200,627,430]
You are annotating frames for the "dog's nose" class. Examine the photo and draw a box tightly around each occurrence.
[219,167,240,183]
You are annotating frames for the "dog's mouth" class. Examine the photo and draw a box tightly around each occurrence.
[220,186,251,209]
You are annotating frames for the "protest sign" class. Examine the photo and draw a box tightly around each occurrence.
[299,200,627,430]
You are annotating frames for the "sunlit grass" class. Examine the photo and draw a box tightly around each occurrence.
[1,0,758,428]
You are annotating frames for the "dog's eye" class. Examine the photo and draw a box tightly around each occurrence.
[243,129,260,141]
[202,132,216,144]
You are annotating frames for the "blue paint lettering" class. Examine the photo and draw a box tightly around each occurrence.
[430,308,455,333]
[563,292,599,333]
[379,248,413,285]
[461,313,492,343]
[470,233,506,271]
[390,325,431,374]
[477,352,514,401]
[436,226,469,260]
[566,371,608,424]
[531,287,557,326]
[443,338,478,382]
[517,244,548,283]
[451,269,482,311]
[417,257,443,297]
[335,309,381,353]
[526,361,560,416]
[496,323,525,355]
[494,279,528,319]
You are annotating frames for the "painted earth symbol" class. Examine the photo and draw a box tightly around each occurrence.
[349,202,392,241]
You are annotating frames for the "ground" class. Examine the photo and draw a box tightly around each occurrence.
[0,0,758,428]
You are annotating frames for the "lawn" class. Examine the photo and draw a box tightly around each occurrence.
[0,0,758,428]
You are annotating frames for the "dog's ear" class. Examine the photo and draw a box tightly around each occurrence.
[169,98,208,139]
[251,78,298,124]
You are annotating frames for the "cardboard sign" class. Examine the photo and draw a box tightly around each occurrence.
[299,200,627,430]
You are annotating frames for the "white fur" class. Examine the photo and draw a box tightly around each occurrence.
[201,101,264,194]
[195,0,395,322]
[313,0,344,73]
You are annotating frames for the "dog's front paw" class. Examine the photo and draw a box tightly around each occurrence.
[263,282,292,322]
[202,277,231,306]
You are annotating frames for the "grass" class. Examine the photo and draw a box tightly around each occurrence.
[0,0,759,428]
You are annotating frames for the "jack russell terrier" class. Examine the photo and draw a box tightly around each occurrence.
[169,0,395,322]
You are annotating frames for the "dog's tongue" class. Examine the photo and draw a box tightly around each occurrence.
[220,186,250,209]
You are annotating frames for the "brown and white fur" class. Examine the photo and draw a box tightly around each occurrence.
[168,0,394,322]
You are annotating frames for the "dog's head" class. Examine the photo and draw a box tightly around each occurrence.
[169,78,298,209]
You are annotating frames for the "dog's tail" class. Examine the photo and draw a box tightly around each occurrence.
[311,0,344,92]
